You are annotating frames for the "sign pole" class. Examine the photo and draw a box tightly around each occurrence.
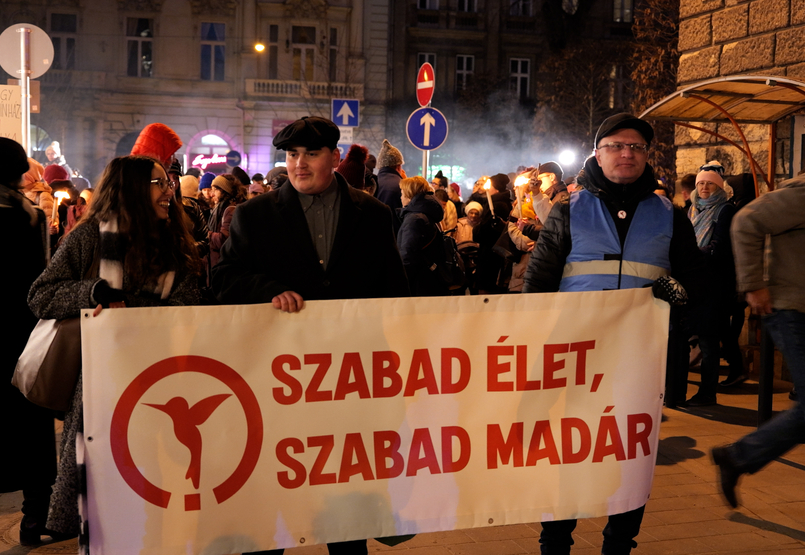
[19,26,31,155]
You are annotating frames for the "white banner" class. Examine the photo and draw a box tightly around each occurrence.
[0,85,21,141]
[82,288,669,555]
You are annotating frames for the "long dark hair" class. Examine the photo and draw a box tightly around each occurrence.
[77,155,200,286]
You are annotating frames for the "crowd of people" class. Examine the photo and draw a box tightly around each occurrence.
[2,111,804,555]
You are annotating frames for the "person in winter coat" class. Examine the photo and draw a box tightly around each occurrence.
[712,172,805,509]
[469,173,512,294]
[22,157,57,235]
[44,141,73,177]
[0,139,69,546]
[207,174,244,274]
[397,176,449,296]
[27,154,201,542]
[523,114,704,555]
[375,139,406,231]
[684,163,742,406]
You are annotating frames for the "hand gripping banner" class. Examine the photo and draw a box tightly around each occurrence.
[81,288,670,555]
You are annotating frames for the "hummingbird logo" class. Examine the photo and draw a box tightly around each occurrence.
[145,394,232,489]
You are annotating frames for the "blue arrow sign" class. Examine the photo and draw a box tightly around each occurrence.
[331,99,359,127]
[406,107,448,151]
[226,150,241,167]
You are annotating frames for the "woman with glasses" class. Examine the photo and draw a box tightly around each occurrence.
[684,161,743,406]
[27,155,201,542]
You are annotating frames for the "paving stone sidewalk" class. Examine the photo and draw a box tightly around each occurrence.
[2,379,805,555]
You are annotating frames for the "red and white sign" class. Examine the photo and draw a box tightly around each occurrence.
[416,63,435,107]
[82,289,669,555]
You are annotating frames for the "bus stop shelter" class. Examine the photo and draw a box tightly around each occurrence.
[639,75,805,423]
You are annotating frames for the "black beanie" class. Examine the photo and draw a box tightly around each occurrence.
[0,138,29,185]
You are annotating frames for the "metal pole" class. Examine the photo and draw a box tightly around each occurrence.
[422,149,428,180]
[19,26,31,155]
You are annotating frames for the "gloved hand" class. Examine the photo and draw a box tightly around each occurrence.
[651,275,688,306]
[93,280,126,308]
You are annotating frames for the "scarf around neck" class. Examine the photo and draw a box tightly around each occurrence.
[99,216,175,299]
[688,187,728,248]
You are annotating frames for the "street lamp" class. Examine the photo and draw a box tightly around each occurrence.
[254,42,265,53]
[558,149,576,167]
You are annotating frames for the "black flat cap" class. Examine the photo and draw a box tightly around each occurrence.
[273,116,340,151]
[594,113,654,147]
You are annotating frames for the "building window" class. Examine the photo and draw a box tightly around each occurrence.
[609,64,628,109]
[613,0,633,22]
[126,17,153,77]
[292,26,316,81]
[50,13,77,70]
[329,28,338,82]
[510,0,532,16]
[456,55,474,91]
[457,0,476,10]
[418,53,436,68]
[419,0,439,8]
[268,24,279,79]
[510,58,530,98]
[200,22,225,81]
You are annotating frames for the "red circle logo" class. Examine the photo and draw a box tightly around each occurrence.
[110,356,263,511]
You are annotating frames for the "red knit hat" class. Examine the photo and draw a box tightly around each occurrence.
[130,123,182,167]
[43,164,70,184]
[336,144,369,188]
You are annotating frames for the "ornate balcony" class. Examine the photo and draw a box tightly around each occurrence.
[245,80,364,100]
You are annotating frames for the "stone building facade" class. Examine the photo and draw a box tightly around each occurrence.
[675,0,805,184]
[1,0,390,182]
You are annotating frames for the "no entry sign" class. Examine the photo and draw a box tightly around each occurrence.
[416,63,435,107]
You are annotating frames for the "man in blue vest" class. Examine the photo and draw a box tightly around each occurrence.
[523,113,703,554]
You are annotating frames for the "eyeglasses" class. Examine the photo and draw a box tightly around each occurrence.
[151,178,177,193]
[597,142,649,153]
[598,143,648,154]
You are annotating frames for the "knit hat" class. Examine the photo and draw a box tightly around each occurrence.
[232,166,251,186]
[199,172,215,190]
[130,123,183,167]
[0,138,30,185]
[696,167,724,188]
[538,161,564,181]
[377,139,404,167]
[211,175,234,196]
[168,159,183,177]
[449,183,460,196]
[336,144,369,188]
[45,141,61,157]
[699,160,725,176]
[465,201,484,215]
[43,164,70,184]
[23,157,44,186]
[185,167,202,179]
[248,182,264,194]
[594,113,654,147]
[180,175,199,198]
[272,116,340,151]
[489,173,510,192]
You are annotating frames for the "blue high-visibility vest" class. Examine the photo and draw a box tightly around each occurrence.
[559,189,673,292]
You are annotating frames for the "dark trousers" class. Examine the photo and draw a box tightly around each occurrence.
[540,505,645,555]
[246,539,368,555]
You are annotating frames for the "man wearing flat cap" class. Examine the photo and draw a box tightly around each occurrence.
[523,114,704,554]
[213,116,408,553]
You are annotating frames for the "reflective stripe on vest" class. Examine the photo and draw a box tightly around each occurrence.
[559,189,673,292]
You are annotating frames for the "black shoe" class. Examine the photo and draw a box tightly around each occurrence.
[685,393,717,407]
[712,446,742,508]
[18,516,76,546]
[719,374,748,388]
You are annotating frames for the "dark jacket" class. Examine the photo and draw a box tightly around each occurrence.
[212,173,409,304]
[376,167,403,212]
[523,157,704,299]
[397,192,448,296]
[0,185,55,495]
